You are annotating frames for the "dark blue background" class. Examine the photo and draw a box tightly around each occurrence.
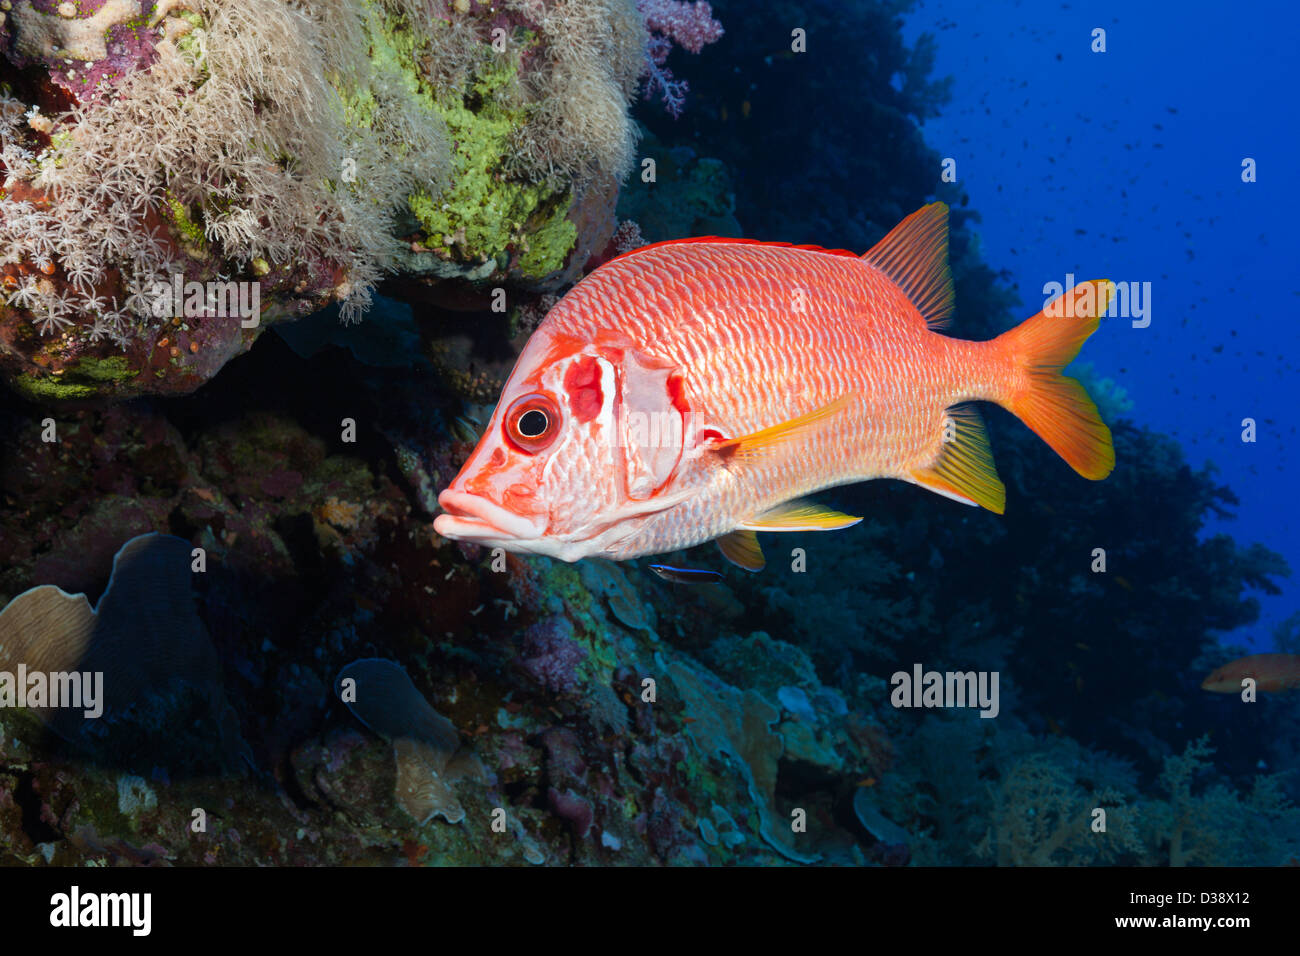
[902,0,1298,646]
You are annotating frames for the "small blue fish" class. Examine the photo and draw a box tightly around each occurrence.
[648,564,723,584]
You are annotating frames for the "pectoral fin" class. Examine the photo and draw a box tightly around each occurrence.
[711,395,854,465]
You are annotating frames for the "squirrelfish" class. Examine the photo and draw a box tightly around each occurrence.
[434,203,1115,569]
[1202,654,1300,694]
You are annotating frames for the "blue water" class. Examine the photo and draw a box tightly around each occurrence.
[902,0,1299,646]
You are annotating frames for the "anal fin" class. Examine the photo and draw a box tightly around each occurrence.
[909,404,1006,514]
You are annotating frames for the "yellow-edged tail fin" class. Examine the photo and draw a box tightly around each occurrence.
[996,280,1116,480]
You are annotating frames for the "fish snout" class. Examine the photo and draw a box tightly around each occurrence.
[434,488,544,543]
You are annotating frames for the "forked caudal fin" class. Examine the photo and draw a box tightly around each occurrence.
[995,280,1117,481]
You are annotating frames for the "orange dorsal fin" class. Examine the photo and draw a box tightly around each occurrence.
[861,202,955,330]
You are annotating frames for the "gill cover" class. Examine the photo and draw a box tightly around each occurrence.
[561,347,687,502]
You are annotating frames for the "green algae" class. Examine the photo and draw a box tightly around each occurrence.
[518,196,578,279]
[14,356,136,401]
[173,11,208,70]
[367,11,575,274]
[164,196,207,257]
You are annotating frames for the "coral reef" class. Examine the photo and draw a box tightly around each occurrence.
[0,330,896,864]
[2,300,1282,867]
[614,128,741,241]
[0,0,699,400]
[335,658,485,825]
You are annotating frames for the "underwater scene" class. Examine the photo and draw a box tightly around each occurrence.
[0,0,1297,880]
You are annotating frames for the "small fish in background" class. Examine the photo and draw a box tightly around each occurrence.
[647,564,723,584]
[450,403,497,445]
[1201,654,1300,694]
[436,203,1115,569]
[451,415,484,445]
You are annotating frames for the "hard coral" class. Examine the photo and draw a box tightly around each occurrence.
[10,0,143,62]
[0,532,247,772]
[669,658,820,863]
[336,659,486,827]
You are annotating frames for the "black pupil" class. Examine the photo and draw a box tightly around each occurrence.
[518,408,549,437]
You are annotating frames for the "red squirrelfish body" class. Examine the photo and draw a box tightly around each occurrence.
[435,203,1116,569]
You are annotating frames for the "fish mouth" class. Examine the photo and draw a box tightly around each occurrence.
[434,489,543,543]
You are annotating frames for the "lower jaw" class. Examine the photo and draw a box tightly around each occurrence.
[434,515,509,542]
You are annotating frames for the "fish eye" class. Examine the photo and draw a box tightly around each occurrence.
[518,409,548,437]
[503,393,560,453]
